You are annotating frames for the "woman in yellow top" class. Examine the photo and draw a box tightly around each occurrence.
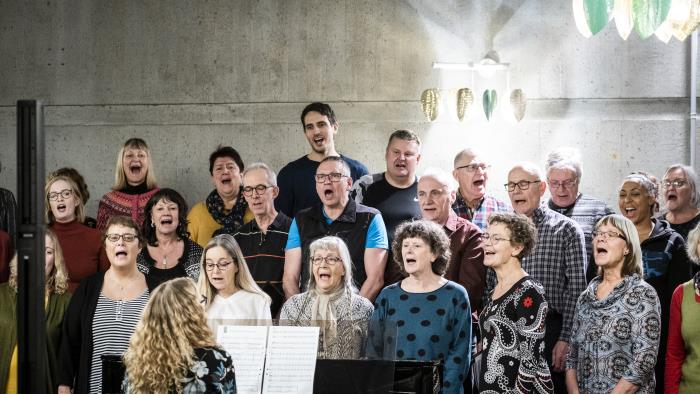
[187,145,253,247]
[0,228,71,393]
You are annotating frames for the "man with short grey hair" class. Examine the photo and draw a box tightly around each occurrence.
[452,148,510,230]
[235,162,292,317]
[545,147,614,282]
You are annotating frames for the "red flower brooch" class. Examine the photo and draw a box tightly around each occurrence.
[523,296,533,308]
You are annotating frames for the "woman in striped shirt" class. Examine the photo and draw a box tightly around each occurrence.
[58,216,155,394]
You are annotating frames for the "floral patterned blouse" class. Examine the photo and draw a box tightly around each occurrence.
[123,346,236,393]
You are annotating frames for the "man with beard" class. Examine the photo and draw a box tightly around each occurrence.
[275,102,369,217]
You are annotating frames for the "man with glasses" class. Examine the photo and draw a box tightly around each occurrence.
[418,168,484,312]
[234,163,292,317]
[494,162,586,393]
[275,102,369,218]
[283,156,388,302]
[545,147,614,282]
[351,129,423,285]
[452,148,510,230]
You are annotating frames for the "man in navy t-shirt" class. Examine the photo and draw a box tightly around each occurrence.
[275,102,369,217]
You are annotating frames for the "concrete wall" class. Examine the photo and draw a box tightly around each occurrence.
[0,0,696,216]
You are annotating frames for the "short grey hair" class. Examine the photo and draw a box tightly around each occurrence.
[545,147,582,180]
[242,162,278,187]
[307,236,358,293]
[319,156,351,177]
[664,164,700,209]
[509,162,544,180]
[453,148,479,168]
[420,167,458,193]
[687,222,700,264]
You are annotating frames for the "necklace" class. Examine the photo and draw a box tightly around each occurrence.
[156,239,179,268]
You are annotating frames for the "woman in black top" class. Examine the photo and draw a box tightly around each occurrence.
[137,188,203,287]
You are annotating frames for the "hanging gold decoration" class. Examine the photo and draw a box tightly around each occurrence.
[421,89,440,121]
[456,88,474,121]
[510,89,527,122]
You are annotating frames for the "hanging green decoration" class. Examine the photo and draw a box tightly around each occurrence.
[483,89,498,121]
[583,0,614,35]
[633,0,672,39]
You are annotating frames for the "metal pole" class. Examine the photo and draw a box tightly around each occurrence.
[691,30,697,168]
[16,100,47,394]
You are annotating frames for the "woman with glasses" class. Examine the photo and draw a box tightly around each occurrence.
[280,236,373,359]
[197,234,271,334]
[96,138,160,231]
[187,145,253,247]
[367,220,471,394]
[59,216,155,394]
[661,164,700,241]
[566,214,661,393]
[46,174,108,292]
[478,213,552,393]
[137,188,203,287]
[619,172,690,392]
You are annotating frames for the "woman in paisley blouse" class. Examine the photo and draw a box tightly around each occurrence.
[478,212,552,393]
[123,277,236,393]
[566,214,661,393]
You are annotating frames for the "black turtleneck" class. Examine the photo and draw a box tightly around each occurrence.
[121,181,149,195]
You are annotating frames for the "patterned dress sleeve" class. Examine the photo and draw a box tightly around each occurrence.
[565,295,584,371]
[182,347,237,394]
[442,286,472,394]
[514,285,550,392]
[365,290,388,359]
[622,283,661,386]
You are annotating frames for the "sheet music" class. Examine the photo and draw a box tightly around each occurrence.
[262,326,320,394]
[217,325,269,394]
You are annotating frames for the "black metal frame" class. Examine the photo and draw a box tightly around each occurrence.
[16,100,47,394]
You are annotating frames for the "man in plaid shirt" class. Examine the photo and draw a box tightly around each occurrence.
[451,148,510,230]
[488,162,587,393]
[545,147,614,282]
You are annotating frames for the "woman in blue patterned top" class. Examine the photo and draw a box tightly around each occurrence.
[478,213,552,393]
[566,214,661,393]
[367,220,471,394]
[123,277,236,393]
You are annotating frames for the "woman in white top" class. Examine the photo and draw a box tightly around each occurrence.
[197,234,271,334]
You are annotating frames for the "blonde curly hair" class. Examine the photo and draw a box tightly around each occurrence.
[123,278,216,393]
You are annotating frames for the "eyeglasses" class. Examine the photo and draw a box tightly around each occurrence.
[105,233,139,243]
[315,172,346,183]
[455,163,490,173]
[592,231,626,241]
[311,256,342,265]
[205,260,235,271]
[548,178,577,189]
[504,180,541,192]
[48,189,73,201]
[242,184,274,196]
[482,233,511,244]
[662,179,687,189]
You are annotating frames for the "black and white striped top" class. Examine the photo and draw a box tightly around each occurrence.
[89,290,149,393]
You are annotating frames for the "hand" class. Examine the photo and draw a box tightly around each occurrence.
[552,340,569,372]
[58,385,72,394]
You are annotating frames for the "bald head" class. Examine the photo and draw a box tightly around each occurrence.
[507,162,546,217]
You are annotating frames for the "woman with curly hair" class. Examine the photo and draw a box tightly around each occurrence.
[566,214,661,393]
[0,228,71,393]
[137,188,203,287]
[123,278,236,393]
[478,213,552,393]
[367,220,472,394]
